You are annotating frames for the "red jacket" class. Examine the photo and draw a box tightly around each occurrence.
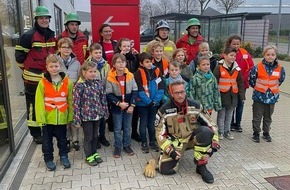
[235,48,254,89]
[176,34,206,65]
[58,30,89,65]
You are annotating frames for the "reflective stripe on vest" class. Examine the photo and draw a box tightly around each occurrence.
[218,66,239,93]
[254,62,281,94]
[152,58,168,76]
[139,68,160,97]
[43,77,69,112]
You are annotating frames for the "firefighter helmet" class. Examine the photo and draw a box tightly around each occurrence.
[34,6,51,19]
[64,12,81,25]
[186,18,201,30]
[155,20,170,31]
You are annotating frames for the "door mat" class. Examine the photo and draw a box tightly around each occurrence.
[265,175,290,190]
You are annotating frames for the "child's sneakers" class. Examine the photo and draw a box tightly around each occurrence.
[149,143,159,152]
[123,146,134,156]
[252,132,260,143]
[224,132,234,140]
[60,156,71,169]
[113,148,121,158]
[92,152,103,163]
[45,161,56,171]
[263,132,272,142]
[85,155,98,166]
[141,143,149,154]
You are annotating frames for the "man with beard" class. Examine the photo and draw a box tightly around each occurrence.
[144,20,176,61]
[15,6,57,144]
[58,13,88,65]
[143,81,219,184]
[176,18,206,64]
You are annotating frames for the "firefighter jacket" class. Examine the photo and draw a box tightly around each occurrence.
[58,30,89,65]
[249,59,285,104]
[134,65,164,107]
[155,98,219,153]
[235,48,254,89]
[15,24,56,83]
[144,36,176,61]
[176,34,206,65]
[35,72,73,126]
[106,68,138,114]
[213,59,245,108]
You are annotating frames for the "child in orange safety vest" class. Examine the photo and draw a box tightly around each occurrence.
[213,47,245,141]
[35,54,74,171]
[249,45,285,143]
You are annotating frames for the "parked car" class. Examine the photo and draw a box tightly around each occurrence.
[140,28,154,42]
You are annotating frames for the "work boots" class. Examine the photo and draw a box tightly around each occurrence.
[196,165,214,184]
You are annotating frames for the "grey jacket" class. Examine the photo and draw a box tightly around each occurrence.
[59,53,81,83]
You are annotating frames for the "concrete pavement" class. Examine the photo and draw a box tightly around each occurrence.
[1,59,290,190]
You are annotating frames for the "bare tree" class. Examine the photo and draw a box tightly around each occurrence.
[198,0,212,15]
[215,0,244,14]
[174,0,199,14]
[140,0,160,26]
[157,0,174,15]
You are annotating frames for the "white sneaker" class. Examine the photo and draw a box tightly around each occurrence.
[225,132,234,140]
[219,134,224,140]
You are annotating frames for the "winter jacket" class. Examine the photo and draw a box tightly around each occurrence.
[15,23,56,83]
[125,52,140,73]
[180,63,193,80]
[35,72,73,126]
[162,74,190,103]
[134,65,164,107]
[144,36,176,61]
[213,59,245,108]
[73,78,109,125]
[189,51,217,74]
[235,48,254,89]
[58,52,81,83]
[189,69,221,111]
[58,30,89,65]
[152,58,169,76]
[106,68,138,113]
[249,59,285,104]
[87,56,110,86]
[176,34,206,64]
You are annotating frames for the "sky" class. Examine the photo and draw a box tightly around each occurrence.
[76,0,290,14]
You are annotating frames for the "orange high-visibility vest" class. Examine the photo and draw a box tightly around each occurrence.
[218,66,239,93]
[254,62,281,94]
[139,67,160,97]
[152,58,168,76]
[43,77,69,112]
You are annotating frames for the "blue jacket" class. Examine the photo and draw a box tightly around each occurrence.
[134,65,164,107]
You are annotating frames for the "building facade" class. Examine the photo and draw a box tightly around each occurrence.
[0,0,76,181]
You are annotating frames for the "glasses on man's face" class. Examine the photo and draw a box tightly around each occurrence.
[61,46,71,50]
[172,90,186,95]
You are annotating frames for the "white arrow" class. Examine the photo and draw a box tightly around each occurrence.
[104,16,129,26]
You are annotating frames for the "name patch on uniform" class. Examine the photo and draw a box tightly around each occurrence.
[243,54,248,59]
[156,77,161,84]
[272,71,280,77]
[165,108,177,114]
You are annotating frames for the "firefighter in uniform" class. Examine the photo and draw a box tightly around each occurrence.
[58,12,89,65]
[15,6,56,144]
[144,20,176,61]
[144,80,219,184]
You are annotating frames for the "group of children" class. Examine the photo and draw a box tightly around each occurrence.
[35,34,285,171]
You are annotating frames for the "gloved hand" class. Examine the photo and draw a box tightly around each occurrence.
[165,145,181,160]
[147,101,156,108]
[143,159,156,178]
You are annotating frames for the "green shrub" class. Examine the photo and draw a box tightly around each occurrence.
[277,53,289,60]
[209,38,225,55]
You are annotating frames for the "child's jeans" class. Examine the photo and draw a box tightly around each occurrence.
[217,107,235,134]
[82,120,100,157]
[112,111,133,148]
[42,124,67,162]
[137,106,158,145]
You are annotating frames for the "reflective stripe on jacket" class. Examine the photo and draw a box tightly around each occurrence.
[43,77,69,112]
[254,62,281,94]
[139,67,160,97]
[152,58,168,76]
[218,66,239,93]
